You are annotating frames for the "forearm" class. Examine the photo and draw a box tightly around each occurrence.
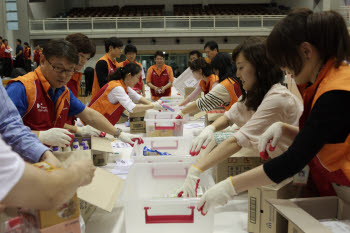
[283,123,299,141]
[195,136,241,171]
[77,107,118,136]
[139,97,152,105]
[2,163,82,210]
[232,165,274,194]
[147,82,157,90]
[182,102,200,115]
[211,115,231,132]
[132,104,153,113]
[64,123,78,134]
[163,82,172,90]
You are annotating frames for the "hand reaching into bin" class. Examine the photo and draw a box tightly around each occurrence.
[177,165,202,198]
[190,125,215,156]
[118,132,144,146]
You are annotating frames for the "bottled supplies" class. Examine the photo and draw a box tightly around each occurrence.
[72,139,79,148]
[72,145,80,151]
[63,146,72,152]
[83,145,89,150]
[82,139,89,149]
[80,142,85,150]
[52,146,62,152]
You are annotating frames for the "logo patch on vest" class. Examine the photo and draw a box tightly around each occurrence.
[37,103,48,112]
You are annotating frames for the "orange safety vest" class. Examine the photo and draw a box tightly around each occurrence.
[204,57,211,64]
[24,47,31,60]
[89,80,127,125]
[220,78,242,111]
[8,67,71,130]
[299,58,350,196]
[199,74,219,94]
[119,60,144,93]
[34,49,42,64]
[92,53,120,99]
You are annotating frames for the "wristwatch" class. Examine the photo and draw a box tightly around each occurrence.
[114,128,122,138]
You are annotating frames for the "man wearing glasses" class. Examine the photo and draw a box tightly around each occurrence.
[6,39,143,148]
[91,37,123,99]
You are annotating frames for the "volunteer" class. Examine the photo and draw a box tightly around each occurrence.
[189,50,202,63]
[0,79,62,167]
[23,42,32,72]
[64,33,98,136]
[6,39,143,148]
[196,9,350,215]
[0,136,95,210]
[33,44,42,67]
[92,37,123,99]
[2,39,13,77]
[178,57,219,107]
[204,41,218,63]
[15,39,24,69]
[177,37,303,201]
[89,63,164,125]
[175,53,242,119]
[118,44,146,97]
[146,51,174,101]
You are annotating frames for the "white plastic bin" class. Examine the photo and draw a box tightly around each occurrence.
[122,162,215,233]
[132,136,195,163]
[144,110,188,137]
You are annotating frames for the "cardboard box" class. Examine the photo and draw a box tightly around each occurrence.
[21,162,80,232]
[214,147,264,183]
[268,195,350,233]
[248,178,306,233]
[54,140,124,223]
[130,121,146,133]
[147,129,174,137]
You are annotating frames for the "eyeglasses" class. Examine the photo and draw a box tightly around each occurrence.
[47,59,75,76]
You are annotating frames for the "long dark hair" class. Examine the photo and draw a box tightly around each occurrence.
[232,37,284,111]
[210,53,237,82]
[189,57,214,77]
[109,63,141,81]
[266,8,350,75]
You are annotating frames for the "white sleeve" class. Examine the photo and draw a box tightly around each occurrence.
[141,69,146,80]
[107,86,136,113]
[0,137,25,201]
[127,87,142,103]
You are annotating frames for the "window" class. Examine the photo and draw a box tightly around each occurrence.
[6,0,18,30]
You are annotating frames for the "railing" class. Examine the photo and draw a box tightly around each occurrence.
[29,15,285,34]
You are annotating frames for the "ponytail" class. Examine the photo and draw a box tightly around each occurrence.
[109,63,142,81]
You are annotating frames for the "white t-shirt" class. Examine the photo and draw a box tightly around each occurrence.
[224,84,303,158]
[0,137,25,201]
[107,86,142,113]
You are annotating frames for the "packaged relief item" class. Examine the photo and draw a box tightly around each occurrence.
[143,146,171,156]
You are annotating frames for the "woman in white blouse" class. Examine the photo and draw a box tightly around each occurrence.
[89,63,164,126]
[177,37,303,198]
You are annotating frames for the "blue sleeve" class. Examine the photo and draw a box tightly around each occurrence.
[0,80,49,162]
[68,88,86,117]
[6,82,29,117]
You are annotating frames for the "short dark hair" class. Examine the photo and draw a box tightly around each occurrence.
[189,57,213,77]
[211,53,236,82]
[189,50,202,58]
[109,63,142,81]
[65,33,96,58]
[124,44,137,55]
[154,50,164,58]
[104,37,123,53]
[42,39,79,65]
[267,8,350,75]
[3,39,8,42]
[204,41,219,52]
[233,37,284,111]
[16,39,21,44]
[24,42,29,46]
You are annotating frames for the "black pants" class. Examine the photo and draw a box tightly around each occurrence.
[3,58,13,77]
[24,59,32,72]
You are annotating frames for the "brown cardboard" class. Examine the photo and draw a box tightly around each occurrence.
[268,196,350,233]
[147,129,174,137]
[215,147,264,183]
[205,108,225,126]
[130,121,146,133]
[248,178,305,233]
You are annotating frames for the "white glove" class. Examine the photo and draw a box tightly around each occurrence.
[118,132,144,146]
[258,122,284,160]
[152,100,164,111]
[175,111,185,119]
[177,165,202,198]
[39,128,74,147]
[76,125,102,137]
[197,177,237,216]
[190,125,215,156]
